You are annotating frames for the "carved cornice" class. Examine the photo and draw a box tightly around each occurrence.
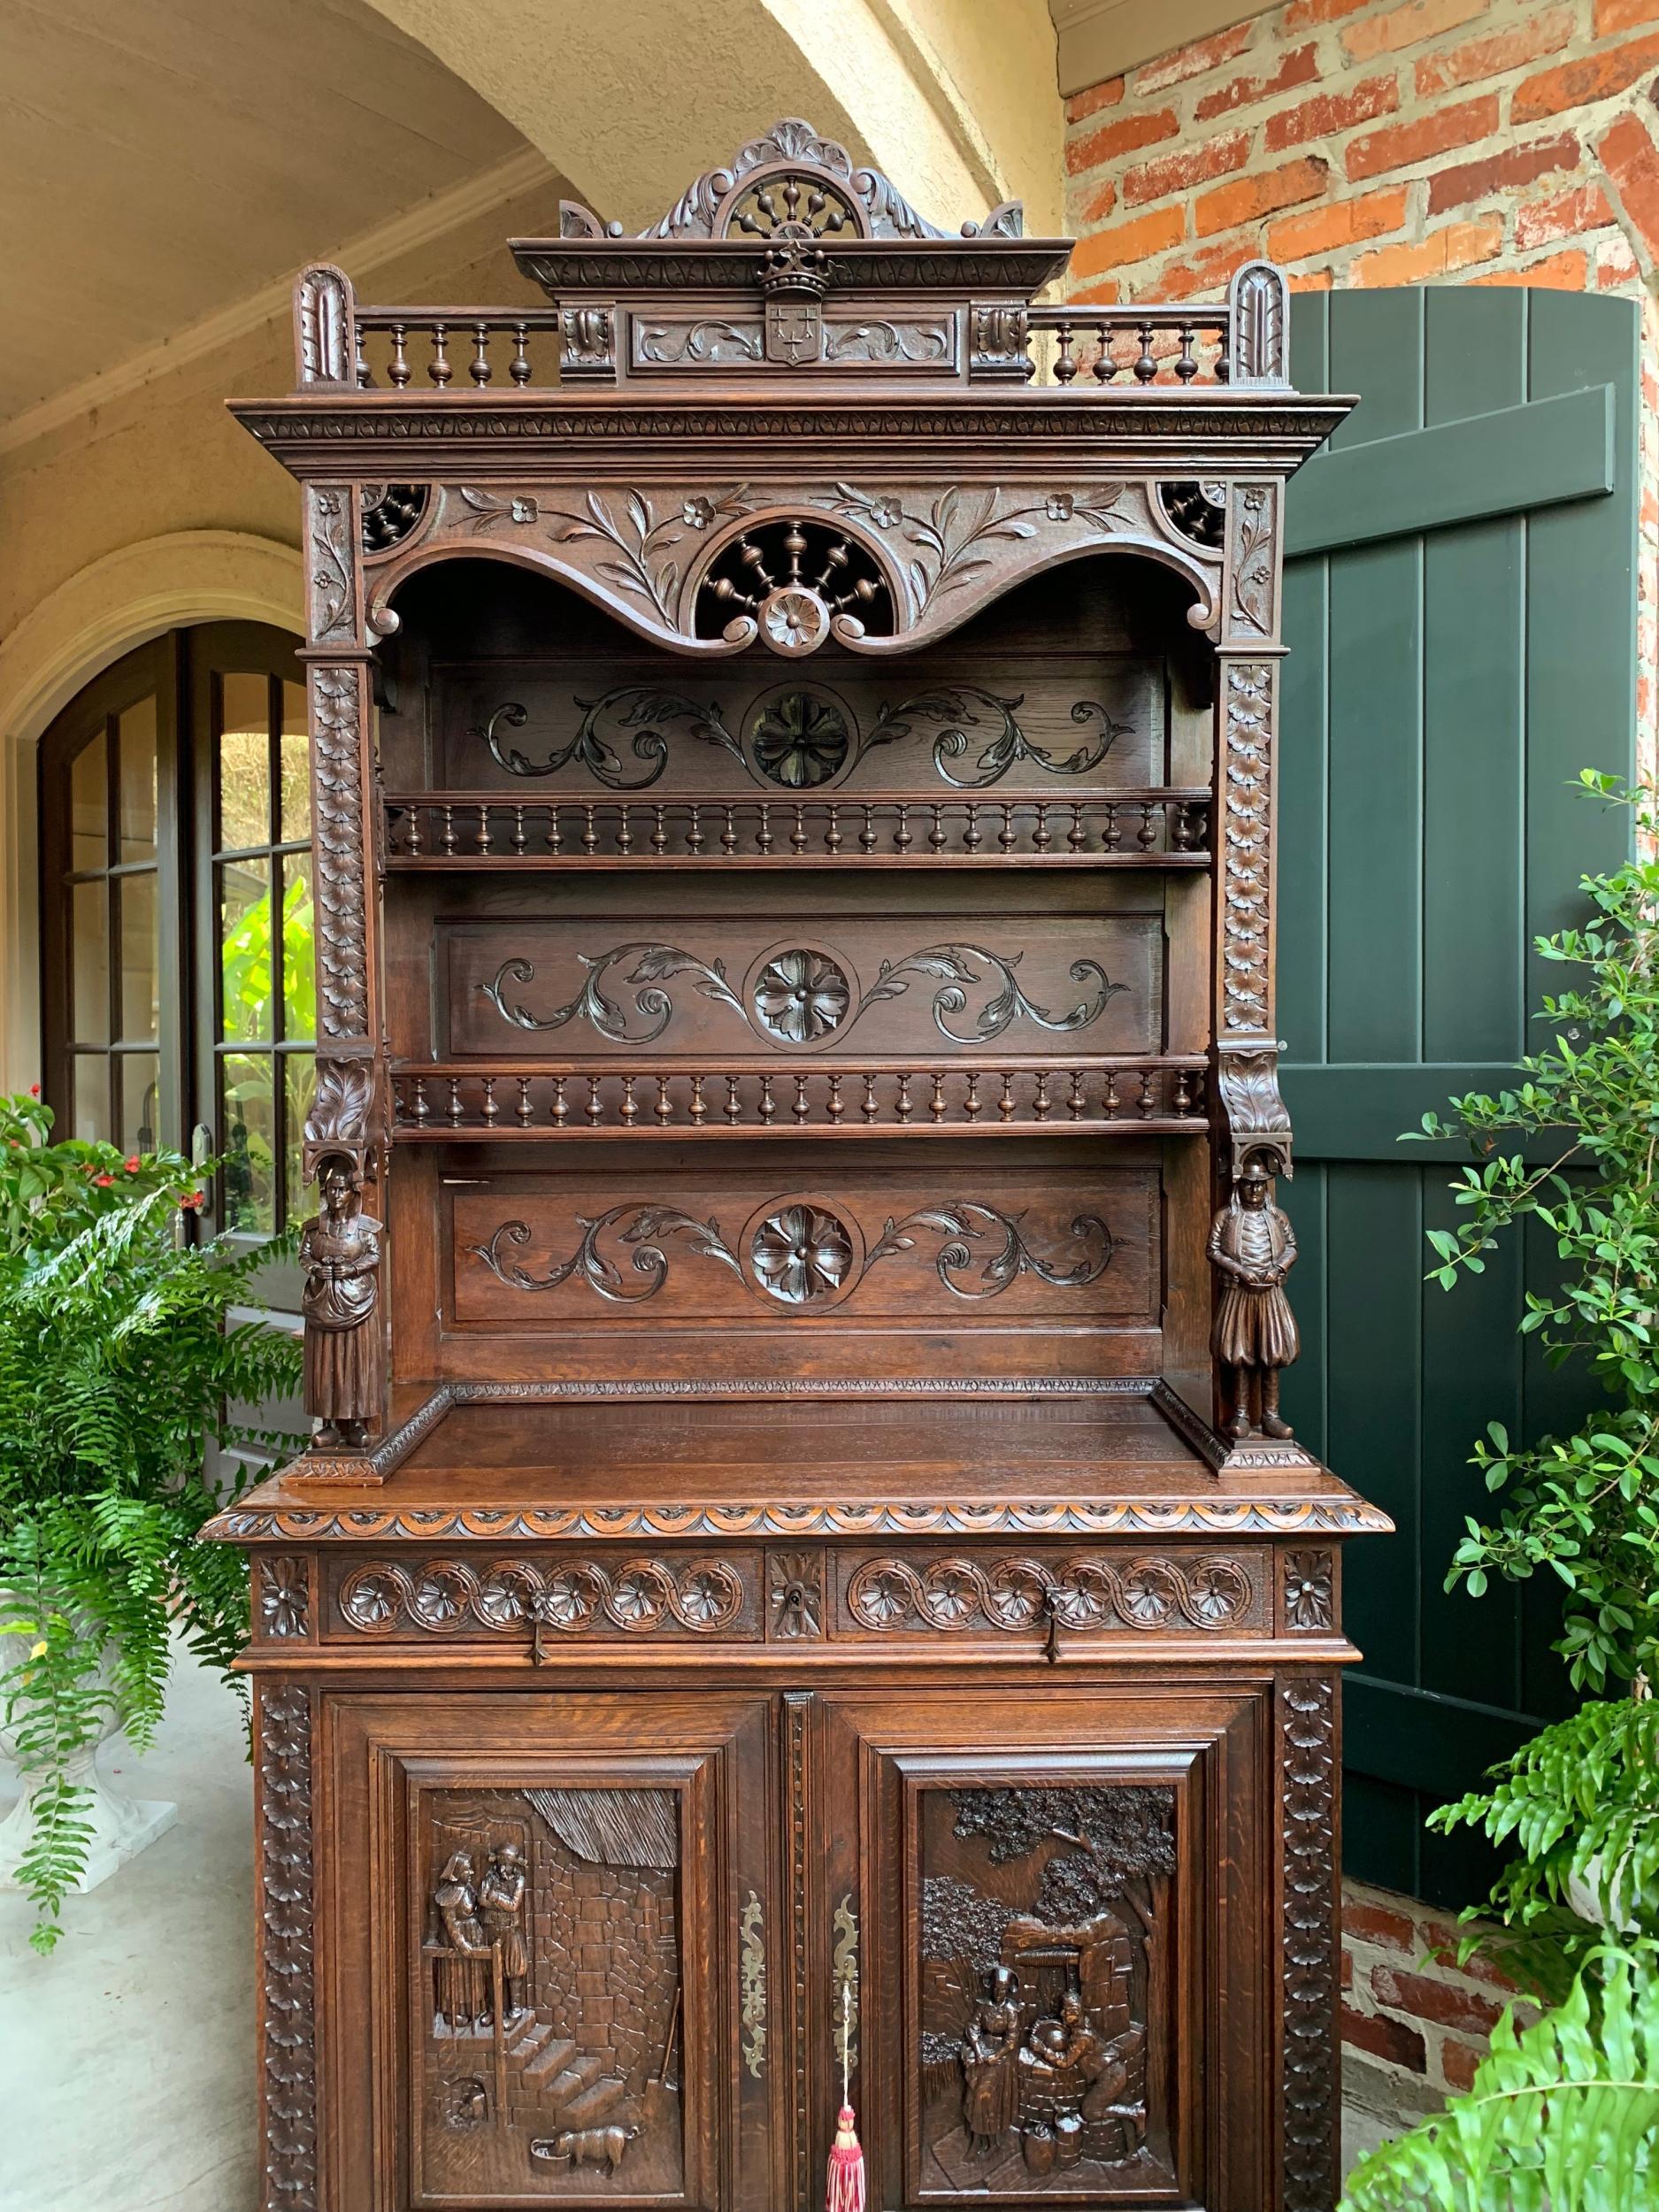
[229,396,1353,480]
[209,1494,1392,1545]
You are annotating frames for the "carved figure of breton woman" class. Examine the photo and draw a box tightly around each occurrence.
[299,1161,384,1448]
[961,1965,1023,2154]
[434,1851,491,2028]
[1209,1150,1299,1440]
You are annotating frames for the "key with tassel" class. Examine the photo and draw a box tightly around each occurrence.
[826,1978,865,2212]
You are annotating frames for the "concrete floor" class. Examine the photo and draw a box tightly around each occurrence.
[2,1646,1389,2211]
[0,1644,257,2212]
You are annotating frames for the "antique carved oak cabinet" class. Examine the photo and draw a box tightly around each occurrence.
[208,124,1386,2212]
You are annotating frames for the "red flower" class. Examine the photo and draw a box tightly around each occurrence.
[180,1189,204,1211]
[28,1083,40,1096]
[93,1172,115,1187]
[124,1156,141,1172]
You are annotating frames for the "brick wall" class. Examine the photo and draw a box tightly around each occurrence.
[1064,0,1659,773]
[1340,1876,1531,2150]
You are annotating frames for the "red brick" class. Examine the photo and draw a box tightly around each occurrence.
[1124,130,1252,207]
[1352,217,1502,284]
[1343,0,1488,62]
[1143,234,1262,302]
[1344,1899,1417,1953]
[1070,204,1187,283]
[1269,183,1408,260]
[1195,155,1330,237]
[1065,76,1124,124]
[1440,2036,1483,2093]
[1267,75,1399,151]
[1194,43,1321,124]
[1416,7,1574,96]
[1371,1965,1505,2035]
[1347,93,1499,180]
[1517,180,1617,248]
[1597,0,1659,29]
[1341,2003,1428,2071]
[1070,278,1122,306]
[1066,106,1180,176]
[1291,266,1335,291]
[1134,19,1256,94]
[1286,0,1373,23]
[1471,250,1591,288]
[1426,131,1581,214]
[1514,33,1659,124]
[1601,111,1659,262]
[1597,234,1644,285]
[1079,174,1118,224]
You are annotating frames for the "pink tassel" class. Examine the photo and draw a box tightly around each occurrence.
[826,2103,866,2212]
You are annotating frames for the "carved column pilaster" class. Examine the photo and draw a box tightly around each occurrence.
[256,1680,317,2212]
[1277,1672,1340,2212]
[783,1689,813,2212]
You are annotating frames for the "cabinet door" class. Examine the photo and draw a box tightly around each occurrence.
[325,1690,777,2212]
[814,1686,1271,2212]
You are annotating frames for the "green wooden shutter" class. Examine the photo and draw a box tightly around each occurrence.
[1280,287,1641,1906]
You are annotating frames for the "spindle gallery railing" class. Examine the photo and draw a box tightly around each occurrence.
[1025,304,1233,388]
[390,1060,1209,1138]
[384,793,1211,865]
[352,307,563,390]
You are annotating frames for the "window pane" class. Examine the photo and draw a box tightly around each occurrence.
[71,878,110,1043]
[280,680,309,841]
[118,695,158,863]
[118,872,159,1041]
[280,849,315,1042]
[285,1054,317,1225]
[71,727,107,873]
[73,1054,110,1142]
[221,1053,276,1233]
[218,673,271,851]
[119,1054,160,1157]
[219,858,273,1042]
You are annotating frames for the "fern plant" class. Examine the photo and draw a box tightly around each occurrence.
[0,1089,300,1950]
[1342,1947,1659,2211]
[1342,779,1659,2208]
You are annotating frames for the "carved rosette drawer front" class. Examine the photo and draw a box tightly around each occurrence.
[837,1547,1271,1646]
[327,1551,764,1645]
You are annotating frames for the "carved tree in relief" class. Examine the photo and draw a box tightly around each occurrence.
[420,1786,683,2197]
[918,1784,1179,2194]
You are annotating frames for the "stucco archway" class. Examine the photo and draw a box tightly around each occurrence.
[0,528,303,1088]
[359,0,1064,236]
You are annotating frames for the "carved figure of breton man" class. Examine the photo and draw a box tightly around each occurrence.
[1209,1150,1299,1440]
[961,1965,1023,2154]
[299,1160,384,1448]
[479,1841,530,2017]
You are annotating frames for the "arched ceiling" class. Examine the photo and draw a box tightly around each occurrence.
[0,0,540,424]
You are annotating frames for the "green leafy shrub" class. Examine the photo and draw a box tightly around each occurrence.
[0,1089,300,1950]
[1342,778,1659,2209]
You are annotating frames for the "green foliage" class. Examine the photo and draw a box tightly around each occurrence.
[1347,778,1659,2207]
[1340,1947,1659,2212]
[0,1089,300,1950]
[1409,773,1659,1694]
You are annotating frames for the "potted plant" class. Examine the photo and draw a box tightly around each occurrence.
[1341,777,1659,2208]
[0,1088,300,1951]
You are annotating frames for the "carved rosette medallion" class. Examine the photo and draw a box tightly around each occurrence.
[257,1685,316,2212]
[1282,1552,1335,1633]
[258,1556,310,1640]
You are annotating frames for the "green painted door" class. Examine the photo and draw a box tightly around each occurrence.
[1280,287,1641,1905]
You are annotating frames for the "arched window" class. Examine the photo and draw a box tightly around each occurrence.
[39,623,312,1240]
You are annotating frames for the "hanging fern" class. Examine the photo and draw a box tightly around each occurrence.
[1340,1947,1659,2212]
[0,1089,301,1950]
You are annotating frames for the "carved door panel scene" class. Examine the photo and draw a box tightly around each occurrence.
[326,1692,775,2212]
[817,1687,1271,2210]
